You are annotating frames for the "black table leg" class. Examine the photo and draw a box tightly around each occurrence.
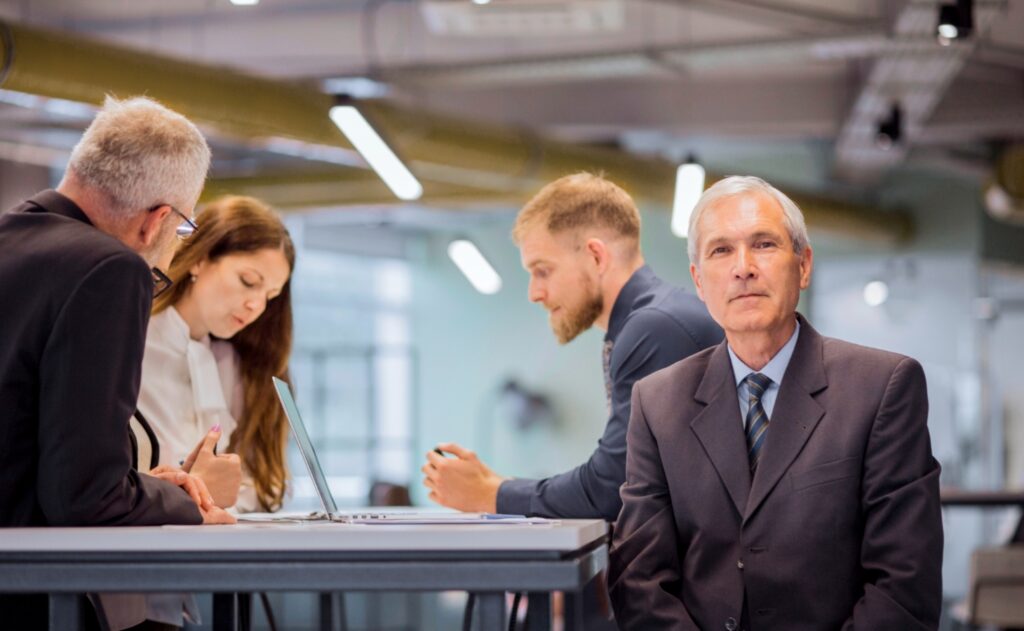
[213,592,238,631]
[49,593,85,631]
[563,590,585,631]
[524,592,551,631]
[477,592,506,630]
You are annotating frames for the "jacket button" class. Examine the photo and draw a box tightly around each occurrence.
[725,618,738,631]
[737,560,744,570]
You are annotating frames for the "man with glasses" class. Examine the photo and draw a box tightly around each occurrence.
[0,96,233,626]
[149,204,199,297]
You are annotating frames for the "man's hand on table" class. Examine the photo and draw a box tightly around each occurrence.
[421,442,505,513]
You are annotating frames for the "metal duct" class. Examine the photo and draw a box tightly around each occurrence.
[0,21,911,243]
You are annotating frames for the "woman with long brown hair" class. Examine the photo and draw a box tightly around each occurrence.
[133,194,295,513]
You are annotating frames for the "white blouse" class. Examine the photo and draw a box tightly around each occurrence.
[136,306,258,512]
[109,309,261,630]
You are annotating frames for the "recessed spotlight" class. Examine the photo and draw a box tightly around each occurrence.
[936,0,972,45]
[863,280,889,307]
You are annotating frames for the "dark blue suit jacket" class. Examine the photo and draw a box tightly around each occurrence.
[497,265,723,521]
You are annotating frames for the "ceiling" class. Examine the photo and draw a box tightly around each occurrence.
[0,0,1022,212]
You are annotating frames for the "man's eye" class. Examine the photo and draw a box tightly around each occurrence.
[756,241,777,249]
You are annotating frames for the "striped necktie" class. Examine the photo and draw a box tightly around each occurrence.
[744,372,774,472]
[602,340,614,414]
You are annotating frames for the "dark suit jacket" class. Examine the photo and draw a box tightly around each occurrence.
[609,316,943,631]
[498,266,723,521]
[0,191,202,626]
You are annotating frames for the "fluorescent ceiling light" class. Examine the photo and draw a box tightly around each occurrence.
[671,162,705,238]
[230,0,259,5]
[448,239,502,295]
[329,105,423,201]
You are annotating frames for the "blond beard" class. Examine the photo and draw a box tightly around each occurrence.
[550,278,604,345]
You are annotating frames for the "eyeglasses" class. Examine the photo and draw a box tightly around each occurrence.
[151,266,173,298]
[149,204,199,240]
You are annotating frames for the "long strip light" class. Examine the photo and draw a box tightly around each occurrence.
[671,160,706,238]
[328,105,423,201]
[448,239,502,295]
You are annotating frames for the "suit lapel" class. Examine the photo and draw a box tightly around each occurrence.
[690,343,751,517]
[743,317,828,523]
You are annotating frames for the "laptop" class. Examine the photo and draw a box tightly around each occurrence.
[270,377,546,525]
[272,376,344,520]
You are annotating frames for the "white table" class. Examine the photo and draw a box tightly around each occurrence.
[0,519,608,630]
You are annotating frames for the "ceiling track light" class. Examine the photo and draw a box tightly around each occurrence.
[328,101,423,201]
[448,238,502,295]
[875,103,903,151]
[936,0,973,46]
[671,154,705,239]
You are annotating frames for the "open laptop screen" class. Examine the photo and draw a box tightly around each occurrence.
[272,376,339,515]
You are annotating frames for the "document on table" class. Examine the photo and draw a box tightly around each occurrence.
[343,513,556,525]
[235,511,557,525]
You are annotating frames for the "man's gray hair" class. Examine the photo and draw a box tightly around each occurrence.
[67,95,210,218]
[687,175,810,266]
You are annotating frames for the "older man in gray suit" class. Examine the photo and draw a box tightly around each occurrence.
[608,176,943,631]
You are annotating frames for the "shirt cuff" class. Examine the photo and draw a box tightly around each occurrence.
[496,478,537,516]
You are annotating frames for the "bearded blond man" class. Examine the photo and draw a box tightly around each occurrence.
[422,173,723,521]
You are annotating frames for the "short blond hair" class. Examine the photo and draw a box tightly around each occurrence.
[512,173,641,249]
[67,95,210,217]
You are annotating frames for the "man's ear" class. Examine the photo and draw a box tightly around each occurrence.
[585,238,610,274]
[140,205,172,248]
[798,245,814,290]
[690,262,706,302]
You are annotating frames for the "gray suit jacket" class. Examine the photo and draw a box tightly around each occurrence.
[609,316,943,631]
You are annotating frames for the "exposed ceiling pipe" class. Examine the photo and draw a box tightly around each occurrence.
[0,21,912,244]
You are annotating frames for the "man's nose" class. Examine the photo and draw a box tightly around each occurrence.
[732,247,755,278]
[528,279,545,303]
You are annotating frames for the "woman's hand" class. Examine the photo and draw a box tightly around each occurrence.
[199,504,237,525]
[147,466,215,511]
[182,426,242,509]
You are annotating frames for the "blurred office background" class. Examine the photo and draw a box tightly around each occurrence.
[1,0,1023,628]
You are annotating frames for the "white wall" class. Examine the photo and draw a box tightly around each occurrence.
[807,167,1004,601]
